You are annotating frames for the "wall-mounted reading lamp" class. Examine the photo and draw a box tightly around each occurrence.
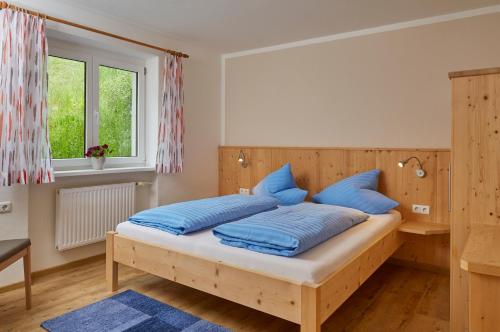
[237,150,248,168]
[398,156,426,178]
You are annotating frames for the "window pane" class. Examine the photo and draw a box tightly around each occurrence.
[99,65,137,157]
[48,56,86,159]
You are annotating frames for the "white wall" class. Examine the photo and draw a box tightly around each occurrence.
[224,12,500,149]
[0,187,29,287]
[0,0,220,286]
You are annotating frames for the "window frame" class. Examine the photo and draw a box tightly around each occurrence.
[48,45,146,170]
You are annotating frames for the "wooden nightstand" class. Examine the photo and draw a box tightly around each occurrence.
[398,221,450,235]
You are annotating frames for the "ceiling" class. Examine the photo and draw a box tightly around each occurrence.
[62,0,500,53]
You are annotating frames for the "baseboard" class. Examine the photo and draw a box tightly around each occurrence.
[0,280,25,294]
[0,254,105,294]
[387,258,449,275]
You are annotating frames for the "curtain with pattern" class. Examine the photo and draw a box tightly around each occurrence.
[0,8,54,186]
[156,54,184,174]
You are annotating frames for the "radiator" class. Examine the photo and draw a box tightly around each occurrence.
[55,182,136,251]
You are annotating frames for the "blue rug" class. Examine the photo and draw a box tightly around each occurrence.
[41,290,231,331]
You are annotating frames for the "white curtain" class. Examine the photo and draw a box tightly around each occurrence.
[156,54,184,174]
[0,9,54,186]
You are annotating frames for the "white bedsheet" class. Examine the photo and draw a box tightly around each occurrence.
[116,206,402,285]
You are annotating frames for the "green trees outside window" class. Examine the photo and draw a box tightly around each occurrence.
[48,56,85,159]
[48,56,137,160]
[99,65,136,157]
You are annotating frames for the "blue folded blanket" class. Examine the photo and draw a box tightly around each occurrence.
[128,194,279,235]
[213,203,369,257]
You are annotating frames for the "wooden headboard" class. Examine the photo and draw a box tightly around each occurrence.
[219,146,451,270]
[219,146,450,224]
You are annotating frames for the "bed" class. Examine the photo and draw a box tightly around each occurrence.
[106,204,403,332]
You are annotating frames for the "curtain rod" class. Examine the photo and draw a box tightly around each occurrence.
[0,1,189,58]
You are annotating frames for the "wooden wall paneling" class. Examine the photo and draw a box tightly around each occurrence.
[238,148,252,189]
[219,148,239,195]
[374,150,404,217]
[435,152,451,225]
[397,151,437,223]
[219,147,449,225]
[318,149,349,191]
[219,146,450,270]
[387,149,448,269]
[412,151,437,222]
[346,149,376,176]
[219,147,273,194]
[373,149,437,223]
[249,148,273,186]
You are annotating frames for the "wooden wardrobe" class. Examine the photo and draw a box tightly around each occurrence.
[450,68,500,331]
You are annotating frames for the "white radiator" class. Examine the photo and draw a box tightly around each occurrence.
[55,182,136,251]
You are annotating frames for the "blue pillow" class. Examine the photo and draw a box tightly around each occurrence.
[252,163,308,205]
[252,179,267,196]
[273,188,308,206]
[312,169,398,214]
[254,163,296,194]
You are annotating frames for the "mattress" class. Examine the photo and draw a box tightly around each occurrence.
[116,204,402,285]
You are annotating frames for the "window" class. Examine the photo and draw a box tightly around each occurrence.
[48,46,145,169]
[48,56,86,159]
[98,65,138,157]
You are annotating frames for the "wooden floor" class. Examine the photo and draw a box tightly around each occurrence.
[0,259,449,331]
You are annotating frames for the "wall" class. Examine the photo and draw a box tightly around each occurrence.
[224,12,500,148]
[0,0,220,286]
[28,173,156,273]
[0,187,29,287]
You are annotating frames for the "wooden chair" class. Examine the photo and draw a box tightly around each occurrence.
[0,239,32,309]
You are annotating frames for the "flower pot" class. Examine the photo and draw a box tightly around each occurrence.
[91,157,106,170]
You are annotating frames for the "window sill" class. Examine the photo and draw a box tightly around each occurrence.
[54,166,156,178]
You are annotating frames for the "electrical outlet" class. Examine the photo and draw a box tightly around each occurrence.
[412,204,430,215]
[239,188,250,195]
[0,201,12,214]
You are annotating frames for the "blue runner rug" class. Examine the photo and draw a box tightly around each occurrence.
[41,289,231,331]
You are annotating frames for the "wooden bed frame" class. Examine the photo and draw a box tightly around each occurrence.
[106,145,451,330]
[106,225,403,331]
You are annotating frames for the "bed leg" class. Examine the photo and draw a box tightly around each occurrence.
[106,231,118,292]
[301,285,321,332]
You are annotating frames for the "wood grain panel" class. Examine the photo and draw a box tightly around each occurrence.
[220,146,450,224]
[469,273,500,331]
[435,153,451,225]
[318,228,403,322]
[450,72,500,331]
[114,234,302,323]
[392,234,450,269]
[219,146,451,270]
[346,149,376,175]
[318,149,348,189]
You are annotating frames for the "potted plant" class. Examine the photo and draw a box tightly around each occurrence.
[85,144,112,170]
